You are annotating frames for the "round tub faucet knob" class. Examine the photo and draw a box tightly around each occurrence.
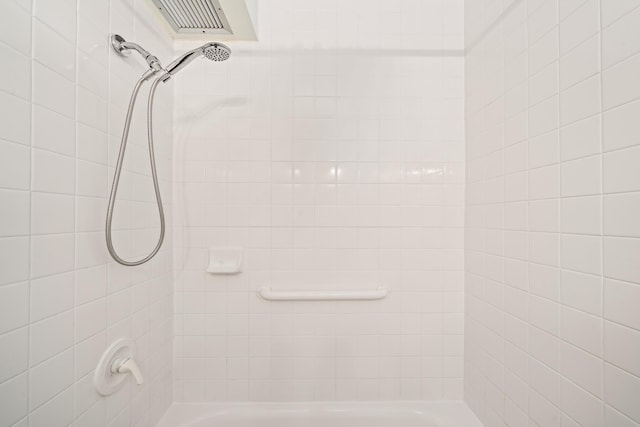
[111,357,145,385]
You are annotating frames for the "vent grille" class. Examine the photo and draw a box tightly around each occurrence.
[152,0,232,34]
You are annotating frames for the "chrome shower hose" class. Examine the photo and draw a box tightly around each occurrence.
[106,72,165,266]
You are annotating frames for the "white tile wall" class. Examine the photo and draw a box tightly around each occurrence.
[465,0,640,426]
[172,0,465,402]
[0,0,174,426]
[3,0,637,419]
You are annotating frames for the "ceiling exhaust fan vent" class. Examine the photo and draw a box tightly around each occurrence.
[151,0,232,34]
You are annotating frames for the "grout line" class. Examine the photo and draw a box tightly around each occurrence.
[598,0,606,413]
[599,2,640,30]
[465,0,526,54]
[510,0,524,413]
[102,1,113,422]
[601,48,640,76]
[550,3,561,410]
[26,0,35,418]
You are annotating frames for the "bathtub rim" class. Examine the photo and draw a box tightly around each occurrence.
[155,400,483,427]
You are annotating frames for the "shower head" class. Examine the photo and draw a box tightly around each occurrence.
[203,44,231,62]
[162,42,231,81]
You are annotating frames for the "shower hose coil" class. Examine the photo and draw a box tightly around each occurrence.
[105,72,166,266]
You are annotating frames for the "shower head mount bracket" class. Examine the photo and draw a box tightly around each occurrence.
[110,34,131,56]
[110,34,163,71]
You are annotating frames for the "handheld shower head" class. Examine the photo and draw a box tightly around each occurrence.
[163,42,231,81]
[203,44,231,61]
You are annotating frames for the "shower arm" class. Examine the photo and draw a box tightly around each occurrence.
[111,34,163,73]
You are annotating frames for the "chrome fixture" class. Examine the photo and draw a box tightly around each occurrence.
[106,35,231,266]
[162,42,231,81]
[110,34,162,71]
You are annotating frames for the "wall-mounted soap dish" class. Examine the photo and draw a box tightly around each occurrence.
[206,246,243,274]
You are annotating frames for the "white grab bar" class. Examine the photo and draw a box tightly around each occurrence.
[258,287,388,301]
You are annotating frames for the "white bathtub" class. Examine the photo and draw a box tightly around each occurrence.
[156,401,483,427]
